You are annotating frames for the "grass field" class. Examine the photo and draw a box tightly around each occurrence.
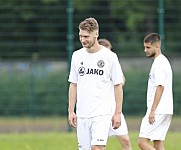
[0,131,180,150]
[0,116,180,149]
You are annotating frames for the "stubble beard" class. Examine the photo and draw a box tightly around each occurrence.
[87,37,96,49]
[148,53,155,58]
[146,51,155,58]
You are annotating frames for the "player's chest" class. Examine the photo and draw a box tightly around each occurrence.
[76,57,110,77]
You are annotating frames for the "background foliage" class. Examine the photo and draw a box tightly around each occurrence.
[0,63,180,116]
[0,0,180,59]
[0,0,180,116]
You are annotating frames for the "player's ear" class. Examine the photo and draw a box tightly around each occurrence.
[155,42,160,49]
[96,30,99,37]
[158,43,161,49]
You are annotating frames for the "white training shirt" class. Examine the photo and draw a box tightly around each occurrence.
[68,47,124,118]
[147,54,173,114]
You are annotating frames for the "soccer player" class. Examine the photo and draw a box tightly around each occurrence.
[98,38,132,150]
[138,33,173,150]
[68,17,124,150]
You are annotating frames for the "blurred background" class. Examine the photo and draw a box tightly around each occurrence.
[0,0,180,132]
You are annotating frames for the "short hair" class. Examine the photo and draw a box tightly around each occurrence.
[144,33,161,44]
[98,39,112,49]
[79,17,99,33]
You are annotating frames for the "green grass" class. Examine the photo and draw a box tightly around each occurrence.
[0,116,180,149]
[0,131,180,150]
[107,131,181,150]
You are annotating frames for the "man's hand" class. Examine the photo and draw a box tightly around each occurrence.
[68,112,77,128]
[112,113,121,129]
[149,110,155,125]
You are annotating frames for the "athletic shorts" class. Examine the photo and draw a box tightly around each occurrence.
[139,113,172,141]
[109,113,128,136]
[77,115,112,150]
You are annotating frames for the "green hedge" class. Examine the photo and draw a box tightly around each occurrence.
[0,70,68,116]
[0,69,180,116]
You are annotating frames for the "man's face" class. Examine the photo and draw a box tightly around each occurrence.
[79,29,97,49]
[144,42,156,58]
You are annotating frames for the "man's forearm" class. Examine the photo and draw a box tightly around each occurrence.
[114,84,123,113]
[68,83,77,113]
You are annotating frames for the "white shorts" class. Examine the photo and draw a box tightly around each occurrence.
[139,113,172,141]
[109,113,128,136]
[77,115,112,150]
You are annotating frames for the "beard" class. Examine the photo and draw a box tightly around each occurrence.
[148,53,155,58]
[146,51,155,58]
[83,37,96,49]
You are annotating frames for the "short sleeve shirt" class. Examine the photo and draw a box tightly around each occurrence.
[68,47,124,118]
[147,54,173,114]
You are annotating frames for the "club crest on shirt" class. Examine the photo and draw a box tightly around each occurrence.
[78,66,85,76]
[97,60,105,68]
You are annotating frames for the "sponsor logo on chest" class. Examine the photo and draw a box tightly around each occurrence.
[78,59,105,76]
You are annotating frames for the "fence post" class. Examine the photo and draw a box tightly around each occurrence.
[158,0,165,51]
[66,0,74,132]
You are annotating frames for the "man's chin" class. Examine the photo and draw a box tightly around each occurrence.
[147,55,154,58]
[82,44,88,48]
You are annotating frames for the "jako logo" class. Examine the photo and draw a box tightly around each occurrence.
[78,67,104,76]
[86,68,104,75]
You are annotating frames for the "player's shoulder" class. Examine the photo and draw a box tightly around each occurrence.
[72,47,86,57]
[74,47,86,53]
[155,54,170,64]
[101,46,117,57]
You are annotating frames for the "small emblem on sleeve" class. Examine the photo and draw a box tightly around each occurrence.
[149,74,151,79]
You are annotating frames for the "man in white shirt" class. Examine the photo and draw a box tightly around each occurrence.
[138,33,173,150]
[68,17,124,150]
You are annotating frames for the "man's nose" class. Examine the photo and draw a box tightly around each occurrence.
[80,37,85,42]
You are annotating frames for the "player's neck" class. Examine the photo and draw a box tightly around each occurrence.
[153,51,162,60]
[87,42,102,53]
